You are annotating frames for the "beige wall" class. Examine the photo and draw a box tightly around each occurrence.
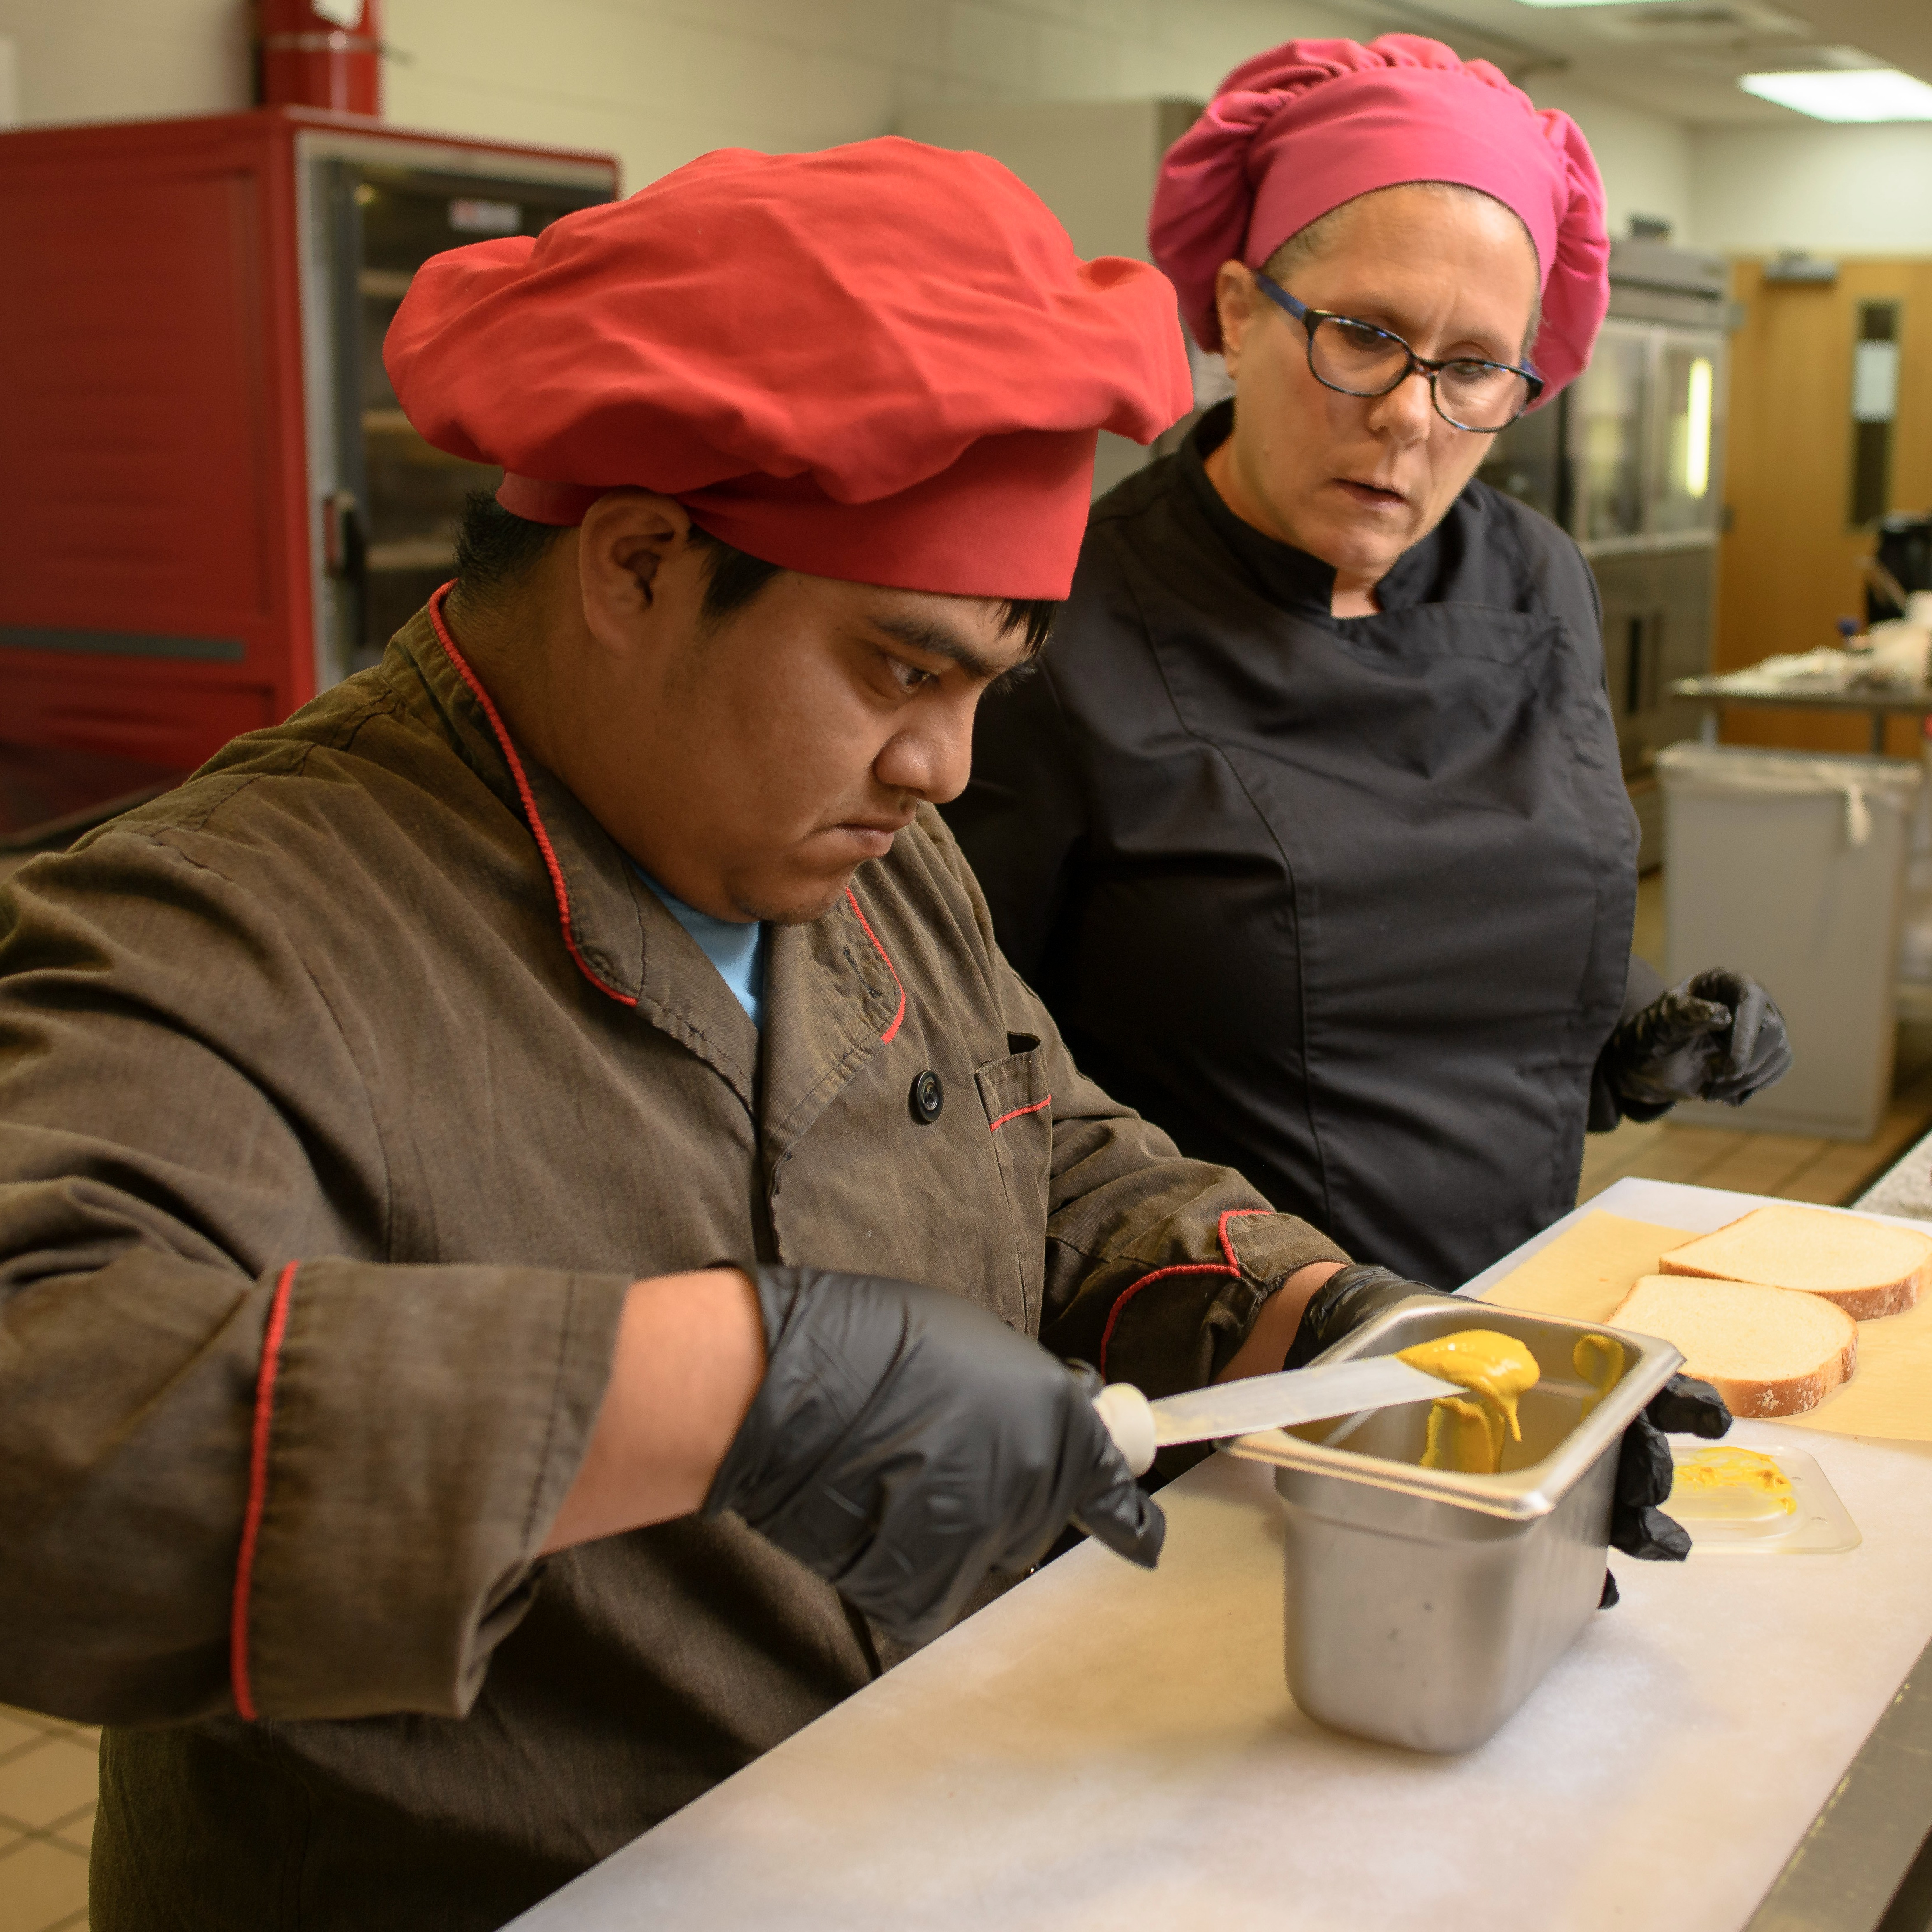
[385,0,1383,191]
[0,0,1704,261]
[0,0,1359,184]
[1526,77,1693,249]
[0,0,246,126]
[37,1,1891,273]
[1691,122,1932,257]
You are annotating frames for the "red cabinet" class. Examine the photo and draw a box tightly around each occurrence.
[0,107,616,770]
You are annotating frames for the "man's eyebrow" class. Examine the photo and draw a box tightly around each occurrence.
[868,614,1006,683]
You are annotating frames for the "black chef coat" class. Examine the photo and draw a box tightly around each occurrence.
[944,402,1640,1289]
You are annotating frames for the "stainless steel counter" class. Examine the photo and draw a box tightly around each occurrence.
[1773,1150,1932,1932]
[1857,1127,1932,1224]
[1746,1631,1932,1932]
[511,1177,1932,1932]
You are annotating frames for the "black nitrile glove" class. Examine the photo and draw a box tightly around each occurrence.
[704,1266,1164,1649]
[1285,1272,1735,1593]
[1282,1263,1450,1370]
[1608,1372,1731,1562]
[1605,968,1793,1112]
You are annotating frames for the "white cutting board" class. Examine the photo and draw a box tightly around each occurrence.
[512,1176,1932,1932]
[512,1441,1932,1931]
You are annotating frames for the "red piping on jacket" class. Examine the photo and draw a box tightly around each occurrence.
[843,886,906,1045]
[987,1095,1052,1133]
[1096,1208,1269,1380]
[231,1261,299,1721]
[427,584,637,1008]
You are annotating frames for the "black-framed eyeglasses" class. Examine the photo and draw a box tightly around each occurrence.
[1255,274,1544,433]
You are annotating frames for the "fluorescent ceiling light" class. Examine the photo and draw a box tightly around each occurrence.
[1739,68,1932,120]
[1509,1,1681,7]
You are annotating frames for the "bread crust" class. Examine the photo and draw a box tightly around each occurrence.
[1691,1332,1857,1418]
[1660,1207,1927,1321]
[1659,1254,1920,1321]
[1610,1277,1859,1418]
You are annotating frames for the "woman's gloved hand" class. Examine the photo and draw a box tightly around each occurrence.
[1604,968,1793,1111]
[1282,1267,1734,1585]
[1608,1373,1730,1563]
[704,1266,1164,1649]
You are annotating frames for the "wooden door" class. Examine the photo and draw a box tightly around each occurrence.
[1717,256,1932,756]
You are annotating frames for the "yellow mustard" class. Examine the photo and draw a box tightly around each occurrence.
[1573,1333,1626,1420]
[1419,1394,1501,1472]
[1398,1331,1540,1474]
[1668,1447,1797,1517]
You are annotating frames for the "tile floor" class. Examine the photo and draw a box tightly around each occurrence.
[0,1708,96,1932]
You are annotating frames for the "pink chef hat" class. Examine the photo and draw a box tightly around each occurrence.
[1150,33,1609,400]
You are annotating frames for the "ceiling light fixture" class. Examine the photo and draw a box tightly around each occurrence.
[1738,68,1932,120]
[1508,1,1682,8]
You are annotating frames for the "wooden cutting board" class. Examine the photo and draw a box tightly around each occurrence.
[1479,1209,1932,1441]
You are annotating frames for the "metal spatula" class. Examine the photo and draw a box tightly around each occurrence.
[1092,1357,1460,1476]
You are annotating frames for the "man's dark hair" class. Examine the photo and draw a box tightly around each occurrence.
[448,488,1056,653]
[449,489,566,604]
[996,596,1058,657]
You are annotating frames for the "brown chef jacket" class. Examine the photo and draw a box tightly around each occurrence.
[0,600,1347,1930]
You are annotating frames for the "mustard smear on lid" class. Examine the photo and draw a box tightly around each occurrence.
[1669,1446,1797,1518]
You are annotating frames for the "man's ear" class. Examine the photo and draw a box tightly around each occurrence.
[576,490,705,655]
[1214,259,1257,379]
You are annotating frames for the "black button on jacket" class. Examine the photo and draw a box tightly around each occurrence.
[945,404,1641,1289]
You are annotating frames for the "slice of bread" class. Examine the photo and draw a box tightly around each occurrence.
[1611,1275,1857,1418]
[1660,1204,1928,1322]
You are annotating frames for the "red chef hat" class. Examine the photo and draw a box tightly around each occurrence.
[385,139,1192,600]
[1150,34,1609,400]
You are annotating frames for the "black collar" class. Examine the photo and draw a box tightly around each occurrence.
[1177,399,1442,617]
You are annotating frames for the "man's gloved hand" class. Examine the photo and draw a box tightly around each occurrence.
[704,1266,1164,1649]
[1282,1262,1446,1370]
[1282,1268,1735,1590]
[1604,968,1792,1112]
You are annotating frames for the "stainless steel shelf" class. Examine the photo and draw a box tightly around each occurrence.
[1579,531,1721,560]
[1671,676,1932,715]
[1670,673,1932,753]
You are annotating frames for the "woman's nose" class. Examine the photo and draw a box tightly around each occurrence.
[1365,367,1437,444]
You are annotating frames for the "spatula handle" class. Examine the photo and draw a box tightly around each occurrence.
[1091,1382,1157,1478]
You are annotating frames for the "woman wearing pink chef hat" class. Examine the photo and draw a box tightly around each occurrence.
[948,35,1791,1294]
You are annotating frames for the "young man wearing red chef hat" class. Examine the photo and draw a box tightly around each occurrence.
[0,140,1390,1930]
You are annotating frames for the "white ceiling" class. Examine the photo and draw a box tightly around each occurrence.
[1320,0,1932,126]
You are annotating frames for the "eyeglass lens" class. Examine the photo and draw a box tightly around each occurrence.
[1312,316,1529,430]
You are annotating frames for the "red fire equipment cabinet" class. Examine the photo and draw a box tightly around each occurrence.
[0,108,617,775]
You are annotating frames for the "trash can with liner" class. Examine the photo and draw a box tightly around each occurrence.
[1656,741,1922,1139]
